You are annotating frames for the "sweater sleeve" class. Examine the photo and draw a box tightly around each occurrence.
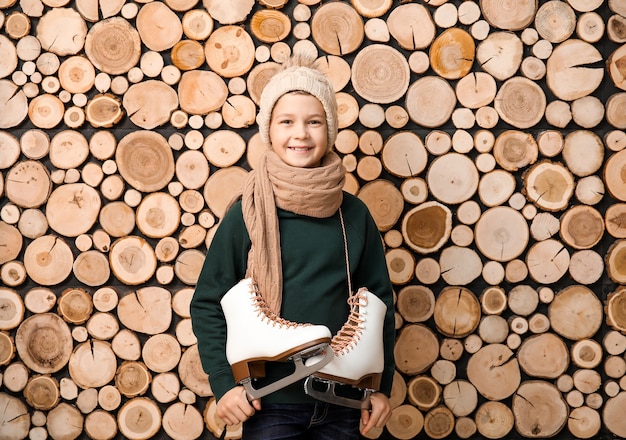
[190,201,250,401]
[344,194,397,397]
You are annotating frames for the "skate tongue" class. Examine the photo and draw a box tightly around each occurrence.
[304,377,372,410]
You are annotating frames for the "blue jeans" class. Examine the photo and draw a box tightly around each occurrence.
[242,403,361,440]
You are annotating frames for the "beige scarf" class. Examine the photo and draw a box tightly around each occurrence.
[241,150,346,314]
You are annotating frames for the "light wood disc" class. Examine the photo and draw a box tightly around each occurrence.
[178,344,212,397]
[549,285,603,340]
[512,381,568,437]
[109,236,157,286]
[526,238,570,284]
[0,79,28,128]
[0,393,30,439]
[201,0,254,25]
[85,17,141,74]
[46,183,101,237]
[0,34,18,79]
[135,1,182,51]
[182,9,213,40]
[246,61,281,105]
[99,201,136,237]
[85,93,124,128]
[480,0,537,30]
[382,131,427,178]
[162,402,204,440]
[116,131,175,192]
[122,80,178,129]
[24,287,56,314]
[467,344,520,400]
[494,76,546,129]
[606,287,626,334]
[607,240,626,285]
[74,250,111,287]
[518,333,569,379]
[202,130,246,169]
[84,410,118,440]
[5,160,51,208]
[36,7,87,55]
[535,0,576,43]
[386,404,424,439]
[604,149,626,201]
[0,220,22,266]
[475,206,529,262]
[28,93,64,129]
[117,397,161,439]
[0,287,24,331]
[351,44,409,104]
[250,9,291,43]
[476,32,524,81]
[142,333,181,373]
[58,55,95,94]
[15,313,72,374]
[560,205,604,250]
[523,160,575,211]
[204,25,255,78]
[178,70,228,115]
[430,28,475,80]
[136,192,181,238]
[171,39,205,71]
[203,166,248,219]
[493,130,538,172]
[606,92,626,129]
[427,152,479,204]
[394,323,439,375]
[406,76,456,128]
[434,286,481,338]
[546,39,604,101]
[387,4,435,50]
[117,286,171,334]
[311,2,363,56]
[357,179,404,232]
[23,235,73,286]
[69,339,117,388]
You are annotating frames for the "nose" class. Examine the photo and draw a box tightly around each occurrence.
[294,121,309,139]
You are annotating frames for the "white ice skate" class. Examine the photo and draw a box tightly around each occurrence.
[304,288,386,409]
[221,278,334,400]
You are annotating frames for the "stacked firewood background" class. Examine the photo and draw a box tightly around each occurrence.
[2,0,626,439]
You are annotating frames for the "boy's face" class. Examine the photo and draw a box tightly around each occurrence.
[268,92,328,168]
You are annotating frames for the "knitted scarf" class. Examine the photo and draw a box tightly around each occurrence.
[241,150,346,314]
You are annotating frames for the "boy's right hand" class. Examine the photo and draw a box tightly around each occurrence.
[216,386,262,425]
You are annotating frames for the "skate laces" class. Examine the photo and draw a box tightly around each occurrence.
[330,288,368,355]
[250,284,310,329]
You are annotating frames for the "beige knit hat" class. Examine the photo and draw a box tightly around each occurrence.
[256,55,338,151]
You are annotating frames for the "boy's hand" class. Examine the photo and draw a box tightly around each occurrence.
[216,386,262,425]
[360,392,392,435]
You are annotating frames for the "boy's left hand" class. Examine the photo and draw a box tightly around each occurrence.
[360,392,392,435]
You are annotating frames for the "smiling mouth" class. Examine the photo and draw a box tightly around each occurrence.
[289,146,312,151]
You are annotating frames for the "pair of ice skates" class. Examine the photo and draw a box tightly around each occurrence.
[220,277,386,409]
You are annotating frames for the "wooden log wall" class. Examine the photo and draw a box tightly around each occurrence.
[1,0,626,439]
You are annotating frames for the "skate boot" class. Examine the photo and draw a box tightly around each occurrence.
[304,288,386,409]
[221,278,334,400]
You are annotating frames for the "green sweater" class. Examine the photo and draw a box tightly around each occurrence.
[190,192,396,404]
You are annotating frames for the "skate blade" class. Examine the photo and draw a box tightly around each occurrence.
[304,377,373,410]
[242,345,334,400]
